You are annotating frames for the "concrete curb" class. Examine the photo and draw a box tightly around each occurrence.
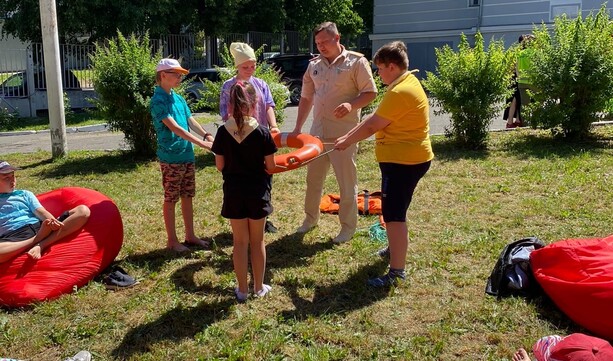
[0,123,109,137]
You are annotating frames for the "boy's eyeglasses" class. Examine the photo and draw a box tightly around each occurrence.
[164,72,184,79]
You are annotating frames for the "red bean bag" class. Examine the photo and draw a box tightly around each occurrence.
[0,187,123,307]
[530,235,613,340]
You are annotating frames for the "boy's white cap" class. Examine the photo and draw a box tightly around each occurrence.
[0,161,20,174]
[156,58,189,74]
[230,42,256,66]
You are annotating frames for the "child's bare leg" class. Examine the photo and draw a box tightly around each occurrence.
[0,236,38,263]
[28,205,90,259]
[231,218,250,295]
[0,219,56,262]
[248,218,267,293]
[164,201,189,252]
[181,196,209,247]
[512,348,530,361]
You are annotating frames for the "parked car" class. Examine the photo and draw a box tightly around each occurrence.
[183,68,222,102]
[265,53,315,105]
[0,70,82,97]
[184,67,291,109]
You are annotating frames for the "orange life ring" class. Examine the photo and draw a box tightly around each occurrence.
[269,132,324,174]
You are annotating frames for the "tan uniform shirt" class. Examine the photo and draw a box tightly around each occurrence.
[301,47,377,140]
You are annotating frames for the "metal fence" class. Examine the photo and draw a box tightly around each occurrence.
[0,43,95,99]
[0,30,370,115]
[164,30,315,69]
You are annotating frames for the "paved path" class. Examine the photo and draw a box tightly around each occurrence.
[0,105,509,155]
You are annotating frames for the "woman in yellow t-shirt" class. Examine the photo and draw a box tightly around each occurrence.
[335,41,433,287]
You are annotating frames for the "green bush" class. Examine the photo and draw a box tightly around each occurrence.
[362,73,385,117]
[196,45,287,124]
[0,106,18,130]
[63,92,74,122]
[525,6,613,139]
[90,31,159,158]
[605,98,613,120]
[422,32,516,149]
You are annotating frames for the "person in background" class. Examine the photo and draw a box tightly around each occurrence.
[334,41,433,287]
[0,161,90,264]
[220,42,280,233]
[292,21,377,244]
[512,333,613,361]
[150,58,214,252]
[514,34,536,125]
[212,81,277,302]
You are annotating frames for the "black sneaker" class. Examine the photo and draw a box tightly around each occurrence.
[376,246,390,258]
[367,272,404,287]
[265,220,278,233]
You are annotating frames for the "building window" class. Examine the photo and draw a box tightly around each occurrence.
[469,0,480,6]
[550,0,580,21]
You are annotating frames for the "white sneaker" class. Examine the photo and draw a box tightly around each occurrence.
[296,222,315,233]
[332,232,353,244]
[64,351,91,361]
[234,287,248,303]
[255,284,272,298]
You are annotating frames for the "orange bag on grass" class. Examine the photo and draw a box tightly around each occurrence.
[320,190,382,215]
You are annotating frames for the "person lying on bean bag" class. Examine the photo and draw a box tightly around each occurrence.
[0,160,90,264]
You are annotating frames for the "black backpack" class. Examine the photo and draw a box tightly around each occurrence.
[485,237,545,299]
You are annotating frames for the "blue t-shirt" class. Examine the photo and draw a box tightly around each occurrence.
[150,86,195,163]
[0,190,42,235]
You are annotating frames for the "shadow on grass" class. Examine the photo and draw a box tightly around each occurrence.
[431,140,490,162]
[111,283,235,359]
[34,151,149,178]
[279,261,389,319]
[501,132,612,159]
[527,295,588,335]
[195,151,216,168]
[122,241,217,274]
[29,150,215,179]
[266,232,336,269]
[17,158,54,170]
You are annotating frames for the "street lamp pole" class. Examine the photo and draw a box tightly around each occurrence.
[39,0,67,158]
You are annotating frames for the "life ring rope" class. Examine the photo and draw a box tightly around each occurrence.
[269,132,325,174]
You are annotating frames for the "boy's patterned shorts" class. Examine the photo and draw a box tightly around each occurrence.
[160,162,196,203]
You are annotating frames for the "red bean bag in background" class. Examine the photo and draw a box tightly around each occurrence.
[530,235,613,341]
[0,187,123,307]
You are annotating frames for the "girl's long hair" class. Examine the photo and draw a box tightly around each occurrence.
[229,81,257,135]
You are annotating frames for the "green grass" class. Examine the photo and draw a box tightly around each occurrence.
[0,112,218,132]
[0,127,612,360]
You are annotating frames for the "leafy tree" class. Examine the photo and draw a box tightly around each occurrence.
[284,0,364,36]
[0,0,190,43]
[197,45,287,124]
[1,0,365,44]
[190,0,246,36]
[362,74,384,116]
[524,6,613,139]
[353,0,374,32]
[422,33,516,149]
[234,0,286,33]
[90,31,159,157]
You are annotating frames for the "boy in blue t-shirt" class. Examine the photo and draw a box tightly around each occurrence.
[0,161,90,263]
[150,58,215,252]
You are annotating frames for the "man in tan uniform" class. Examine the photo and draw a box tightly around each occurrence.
[292,21,377,244]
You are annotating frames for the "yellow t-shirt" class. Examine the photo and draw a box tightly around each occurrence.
[374,72,434,165]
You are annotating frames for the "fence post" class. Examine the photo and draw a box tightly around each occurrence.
[26,46,36,117]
